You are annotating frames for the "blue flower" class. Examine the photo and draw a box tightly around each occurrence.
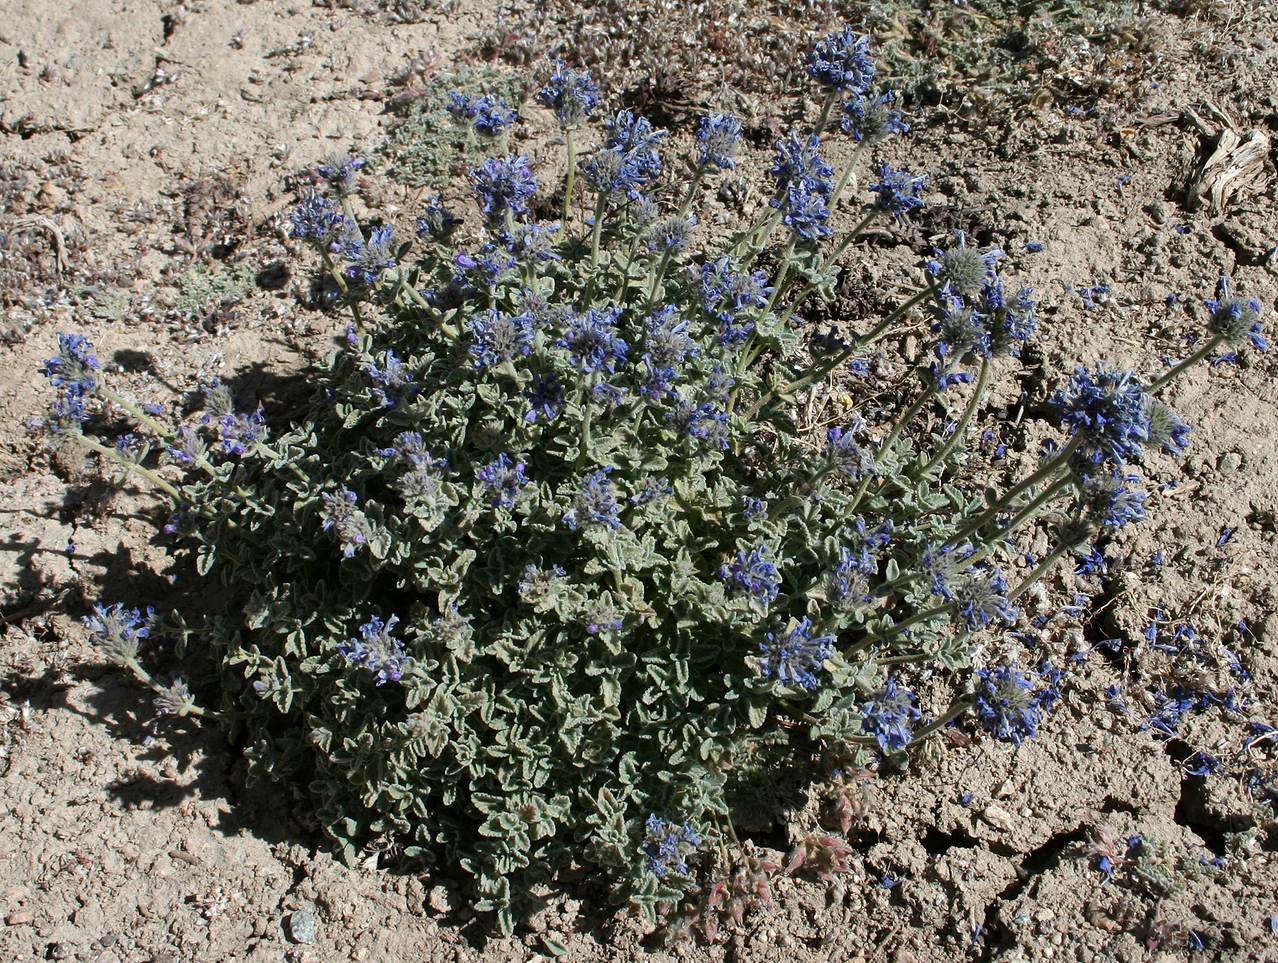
[1205,276,1265,350]
[415,195,459,241]
[841,89,908,142]
[759,617,835,691]
[699,257,771,346]
[289,191,347,245]
[83,602,154,661]
[973,665,1058,746]
[1080,470,1147,529]
[467,309,534,370]
[869,163,926,220]
[828,545,877,610]
[338,614,409,685]
[641,815,701,878]
[826,423,877,480]
[42,333,100,395]
[503,221,562,263]
[630,476,672,506]
[776,182,832,241]
[860,678,922,753]
[926,231,1002,296]
[741,496,768,520]
[364,350,418,408]
[668,398,729,450]
[340,224,396,286]
[807,26,875,94]
[476,454,529,509]
[557,307,629,375]
[1050,364,1151,466]
[1144,397,1190,454]
[447,92,517,135]
[320,488,371,557]
[582,110,667,204]
[638,306,697,398]
[316,154,364,195]
[644,214,697,255]
[696,113,743,170]
[563,468,622,531]
[719,544,781,605]
[955,568,1019,631]
[922,543,962,601]
[770,132,834,197]
[524,373,565,424]
[470,155,538,223]
[536,60,601,128]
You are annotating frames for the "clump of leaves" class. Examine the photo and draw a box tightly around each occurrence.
[173,261,256,320]
[45,28,1261,937]
[380,65,528,188]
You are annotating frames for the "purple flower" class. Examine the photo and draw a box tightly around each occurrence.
[471,155,538,223]
[467,308,534,370]
[841,89,907,142]
[1049,364,1151,466]
[524,373,565,424]
[719,544,781,605]
[760,618,835,691]
[338,614,409,685]
[826,423,878,480]
[289,191,347,245]
[1205,276,1265,351]
[869,163,926,220]
[447,91,517,135]
[320,488,371,557]
[557,307,629,375]
[364,350,418,408]
[696,113,743,170]
[860,678,922,753]
[641,815,701,878]
[536,60,601,128]
[340,224,396,286]
[973,665,1058,746]
[955,568,1019,631]
[415,195,459,241]
[563,468,621,531]
[83,602,154,661]
[807,27,875,94]
[476,454,529,509]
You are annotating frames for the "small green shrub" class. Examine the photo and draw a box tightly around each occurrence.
[47,29,1262,938]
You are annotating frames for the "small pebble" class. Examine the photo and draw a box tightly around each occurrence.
[288,905,318,944]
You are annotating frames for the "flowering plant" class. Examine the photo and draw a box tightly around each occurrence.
[44,30,1262,937]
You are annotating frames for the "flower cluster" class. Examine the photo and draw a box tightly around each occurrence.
[338,615,410,685]
[642,815,702,878]
[973,665,1060,746]
[860,678,922,753]
[759,618,836,690]
[41,333,100,429]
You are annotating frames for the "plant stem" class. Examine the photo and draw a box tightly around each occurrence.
[1008,540,1073,602]
[907,697,972,747]
[776,208,879,328]
[915,358,990,478]
[1148,334,1223,394]
[812,90,838,137]
[589,193,608,269]
[74,434,183,499]
[676,164,706,220]
[563,126,577,225]
[946,436,1081,548]
[827,141,867,211]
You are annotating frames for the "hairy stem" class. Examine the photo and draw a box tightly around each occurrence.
[915,357,991,478]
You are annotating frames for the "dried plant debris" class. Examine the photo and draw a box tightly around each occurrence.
[474,0,1184,122]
